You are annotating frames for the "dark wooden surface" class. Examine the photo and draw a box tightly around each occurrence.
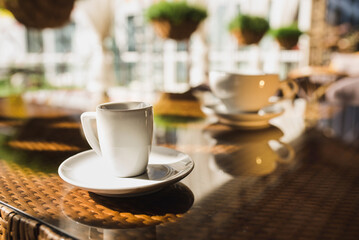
[0,96,358,239]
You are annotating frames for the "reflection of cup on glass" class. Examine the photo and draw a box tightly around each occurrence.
[207,126,295,176]
[215,141,294,176]
[81,102,153,177]
[209,71,298,112]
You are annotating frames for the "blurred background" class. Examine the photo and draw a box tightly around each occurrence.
[0,0,358,108]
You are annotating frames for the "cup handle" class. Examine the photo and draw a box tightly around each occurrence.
[269,140,295,164]
[81,112,102,156]
[279,79,299,99]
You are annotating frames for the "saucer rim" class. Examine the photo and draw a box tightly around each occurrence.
[218,117,272,129]
[203,102,284,120]
[58,146,194,195]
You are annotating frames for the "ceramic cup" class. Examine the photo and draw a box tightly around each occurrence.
[209,71,298,112]
[81,102,153,177]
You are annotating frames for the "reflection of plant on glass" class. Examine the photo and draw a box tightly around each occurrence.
[145,1,207,41]
[270,25,303,50]
[228,14,269,45]
[0,134,59,173]
[154,115,203,129]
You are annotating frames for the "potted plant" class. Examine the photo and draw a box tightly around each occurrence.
[145,1,207,41]
[3,0,75,29]
[228,14,269,45]
[270,25,303,49]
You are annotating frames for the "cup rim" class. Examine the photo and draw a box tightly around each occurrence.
[97,101,152,112]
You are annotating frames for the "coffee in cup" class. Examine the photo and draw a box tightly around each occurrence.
[81,102,153,177]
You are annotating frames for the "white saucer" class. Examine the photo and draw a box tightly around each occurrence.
[58,146,194,197]
[202,103,284,129]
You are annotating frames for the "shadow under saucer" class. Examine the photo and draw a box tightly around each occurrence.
[61,183,194,229]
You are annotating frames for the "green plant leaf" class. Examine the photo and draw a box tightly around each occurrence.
[145,1,207,25]
[269,25,303,39]
[228,14,269,34]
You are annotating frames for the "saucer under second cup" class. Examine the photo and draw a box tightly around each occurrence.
[202,103,284,129]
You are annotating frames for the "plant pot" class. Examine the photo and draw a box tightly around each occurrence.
[276,36,300,50]
[154,91,205,118]
[151,20,200,41]
[231,29,266,45]
[5,0,74,29]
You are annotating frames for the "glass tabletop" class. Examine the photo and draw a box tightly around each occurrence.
[0,96,358,239]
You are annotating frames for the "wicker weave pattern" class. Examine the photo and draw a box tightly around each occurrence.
[8,141,81,151]
[0,120,23,127]
[0,104,359,239]
[0,116,201,232]
[0,162,65,220]
[49,122,81,129]
[0,116,267,235]
[62,184,193,228]
[0,159,194,230]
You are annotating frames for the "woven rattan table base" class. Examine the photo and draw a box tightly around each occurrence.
[0,204,71,240]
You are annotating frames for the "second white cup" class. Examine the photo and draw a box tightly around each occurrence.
[209,71,298,112]
[81,102,153,178]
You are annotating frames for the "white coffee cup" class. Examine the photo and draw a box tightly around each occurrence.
[81,102,153,177]
[209,71,298,112]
